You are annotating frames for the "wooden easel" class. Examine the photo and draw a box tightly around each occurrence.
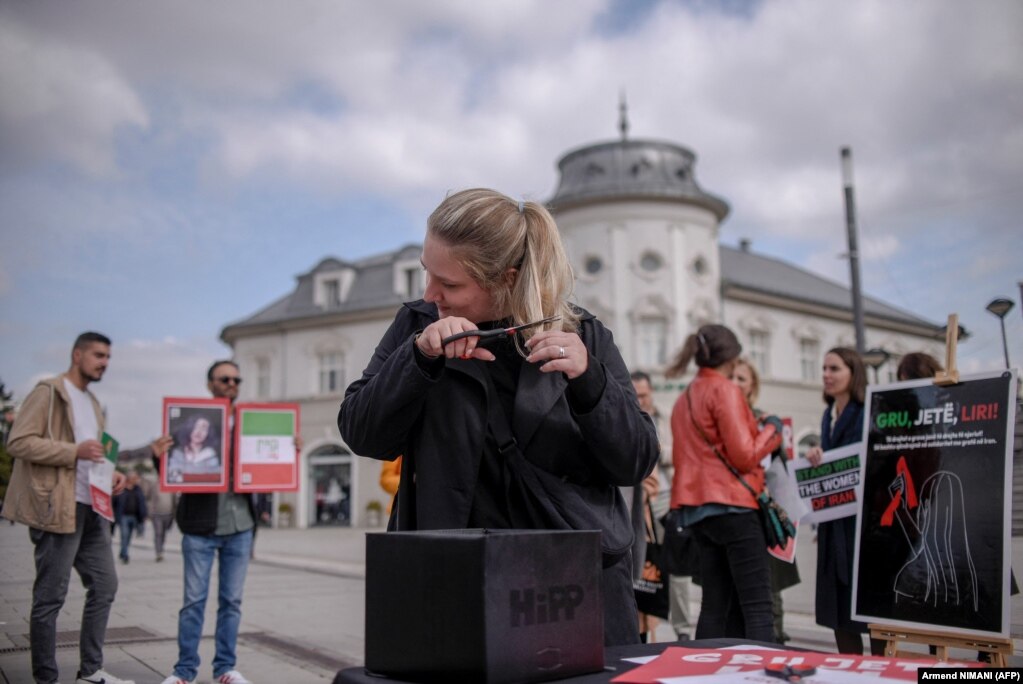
[868,624,1012,667]
[869,312,1013,667]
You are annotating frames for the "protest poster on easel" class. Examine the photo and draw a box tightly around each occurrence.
[851,368,1018,638]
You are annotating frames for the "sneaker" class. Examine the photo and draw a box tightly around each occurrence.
[76,669,136,684]
[217,670,253,684]
[160,676,194,684]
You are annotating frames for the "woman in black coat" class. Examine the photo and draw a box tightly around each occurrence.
[338,188,660,645]
[806,347,883,655]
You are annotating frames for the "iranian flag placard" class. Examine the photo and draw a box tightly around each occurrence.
[233,403,300,492]
[89,432,119,522]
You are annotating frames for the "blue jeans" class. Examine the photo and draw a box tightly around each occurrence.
[174,530,253,680]
[691,510,775,642]
[118,515,139,561]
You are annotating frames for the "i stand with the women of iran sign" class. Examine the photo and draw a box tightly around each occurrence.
[851,369,1018,637]
[233,402,300,492]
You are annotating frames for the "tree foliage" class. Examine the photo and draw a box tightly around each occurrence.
[0,379,15,501]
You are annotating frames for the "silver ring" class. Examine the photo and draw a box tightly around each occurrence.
[559,346,566,359]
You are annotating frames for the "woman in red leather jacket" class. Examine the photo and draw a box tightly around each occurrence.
[667,324,782,642]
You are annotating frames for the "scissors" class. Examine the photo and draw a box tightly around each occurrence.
[763,664,817,682]
[441,315,561,347]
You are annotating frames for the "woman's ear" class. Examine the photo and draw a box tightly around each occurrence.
[502,267,518,288]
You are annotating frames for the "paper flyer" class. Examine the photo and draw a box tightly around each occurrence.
[610,646,982,683]
[89,432,119,522]
[764,453,810,563]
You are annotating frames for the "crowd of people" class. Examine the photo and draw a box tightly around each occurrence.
[2,185,997,682]
[1,332,294,684]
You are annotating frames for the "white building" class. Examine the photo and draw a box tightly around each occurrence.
[220,134,948,529]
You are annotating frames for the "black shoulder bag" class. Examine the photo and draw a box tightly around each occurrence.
[633,499,670,619]
[685,391,796,551]
[482,372,634,566]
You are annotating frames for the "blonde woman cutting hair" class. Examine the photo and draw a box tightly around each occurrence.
[339,188,659,645]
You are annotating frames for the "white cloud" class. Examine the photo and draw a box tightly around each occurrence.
[0,16,148,177]
[861,234,900,261]
[5,0,1020,239]
[2,0,1021,397]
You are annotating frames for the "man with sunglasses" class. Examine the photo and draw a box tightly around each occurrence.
[162,361,265,684]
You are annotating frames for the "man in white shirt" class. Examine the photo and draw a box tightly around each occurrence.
[2,332,167,684]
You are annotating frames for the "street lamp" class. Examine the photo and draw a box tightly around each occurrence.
[986,297,1015,369]
[862,347,891,383]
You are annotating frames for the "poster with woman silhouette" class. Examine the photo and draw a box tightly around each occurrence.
[852,369,1018,637]
[160,397,231,493]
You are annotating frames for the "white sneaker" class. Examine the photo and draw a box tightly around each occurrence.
[76,669,136,684]
[159,676,195,684]
[217,671,253,684]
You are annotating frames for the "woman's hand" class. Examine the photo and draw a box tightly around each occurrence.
[760,414,784,436]
[805,445,824,467]
[526,330,588,379]
[415,317,496,361]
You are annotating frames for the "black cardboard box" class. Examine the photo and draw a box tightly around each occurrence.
[365,529,604,684]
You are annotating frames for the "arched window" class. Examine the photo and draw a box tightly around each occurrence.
[307,444,353,528]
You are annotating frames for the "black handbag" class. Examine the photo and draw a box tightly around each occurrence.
[481,373,634,565]
[685,391,796,551]
[658,508,697,576]
[633,500,670,619]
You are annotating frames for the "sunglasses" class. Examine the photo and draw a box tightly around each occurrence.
[216,376,243,385]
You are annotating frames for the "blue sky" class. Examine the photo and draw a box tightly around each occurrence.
[2,0,1021,445]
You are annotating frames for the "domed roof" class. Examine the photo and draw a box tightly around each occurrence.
[547,138,729,220]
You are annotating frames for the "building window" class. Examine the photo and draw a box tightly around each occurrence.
[256,358,271,399]
[748,330,770,376]
[639,251,663,272]
[318,353,344,395]
[636,317,668,367]
[323,279,341,308]
[403,266,422,299]
[799,338,819,382]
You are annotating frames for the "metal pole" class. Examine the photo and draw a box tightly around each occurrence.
[999,316,1011,369]
[841,147,866,354]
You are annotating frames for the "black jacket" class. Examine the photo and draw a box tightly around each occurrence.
[815,400,865,632]
[338,300,658,533]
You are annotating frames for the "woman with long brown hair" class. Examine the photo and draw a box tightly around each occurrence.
[667,324,782,641]
[805,347,883,655]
